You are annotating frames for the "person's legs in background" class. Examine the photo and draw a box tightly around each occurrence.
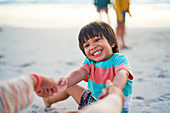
[116,11,129,49]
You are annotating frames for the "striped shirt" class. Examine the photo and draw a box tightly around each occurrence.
[0,76,34,113]
[80,53,134,111]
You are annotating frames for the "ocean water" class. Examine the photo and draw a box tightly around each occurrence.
[0,0,170,29]
[0,0,170,4]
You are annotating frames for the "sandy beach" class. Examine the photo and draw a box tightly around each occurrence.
[0,27,170,113]
[0,3,170,113]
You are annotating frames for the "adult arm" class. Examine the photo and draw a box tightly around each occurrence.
[0,75,57,113]
[80,80,124,113]
[0,76,34,113]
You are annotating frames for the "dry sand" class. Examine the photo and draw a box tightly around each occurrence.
[0,26,170,113]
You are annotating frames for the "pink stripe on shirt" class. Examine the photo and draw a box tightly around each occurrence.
[0,87,9,113]
[81,63,133,84]
[90,66,115,84]
[23,78,32,105]
[17,80,26,109]
[116,64,133,80]
[7,82,18,113]
[81,64,116,84]
[80,64,91,74]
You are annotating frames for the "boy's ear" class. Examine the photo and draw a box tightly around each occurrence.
[111,43,115,47]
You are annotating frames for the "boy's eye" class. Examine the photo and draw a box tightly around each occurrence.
[84,44,89,48]
[95,38,100,42]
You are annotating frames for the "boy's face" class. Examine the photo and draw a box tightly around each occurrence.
[83,36,114,62]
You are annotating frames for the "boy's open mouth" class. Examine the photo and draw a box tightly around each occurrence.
[93,50,102,56]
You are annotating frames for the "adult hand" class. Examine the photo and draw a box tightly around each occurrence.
[35,75,58,97]
[98,80,124,104]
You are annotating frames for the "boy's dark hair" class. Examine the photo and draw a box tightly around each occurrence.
[78,21,119,56]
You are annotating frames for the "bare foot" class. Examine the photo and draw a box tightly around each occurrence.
[43,97,52,108]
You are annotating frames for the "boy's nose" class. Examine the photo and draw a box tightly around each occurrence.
[90,44,97,50]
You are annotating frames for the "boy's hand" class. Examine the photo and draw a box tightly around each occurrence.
[98,80,124,104]
[56,78,68,93]
[99,80,115,99]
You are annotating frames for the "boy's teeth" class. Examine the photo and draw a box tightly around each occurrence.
[94,50,101,56]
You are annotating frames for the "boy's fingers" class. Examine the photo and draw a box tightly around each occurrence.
[59,81,64,85]
[56,80,60,85]
[98,88,108,99]
[56,78,65,85]
[106,80,113,88]
[101,88,107,96]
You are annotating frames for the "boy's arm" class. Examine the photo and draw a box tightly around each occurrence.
[66,68,88,87]
[56,68,88,93]
[113,69,129,89]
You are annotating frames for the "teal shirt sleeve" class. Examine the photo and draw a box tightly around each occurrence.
[114,54,133,80]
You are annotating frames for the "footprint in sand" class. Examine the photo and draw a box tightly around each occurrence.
[145,98,162,104]
[160,93,170,100]
[135,96,145,100]
[0,55,4,64]
[0,55,4,59]
[157,74,165,78]
[157,70,168,78]
[32,104,39,109]
[135,71,143,74]
[30,104,59,113]
[144,94,170,106]
[20,61,35,67]
[66,62,76,66]
[137,78,144,82]
[45,108,58,113]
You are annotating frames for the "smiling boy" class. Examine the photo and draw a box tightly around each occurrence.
[42,21,134,113]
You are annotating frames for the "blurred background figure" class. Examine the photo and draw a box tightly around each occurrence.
[114,0,131,49]
[94,0,111,24]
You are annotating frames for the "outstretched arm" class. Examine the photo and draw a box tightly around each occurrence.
[113,69,129,89]
[66,68,88,87]
[56,68,88,93]
[0,74,57,113]
[32,74,58,97]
